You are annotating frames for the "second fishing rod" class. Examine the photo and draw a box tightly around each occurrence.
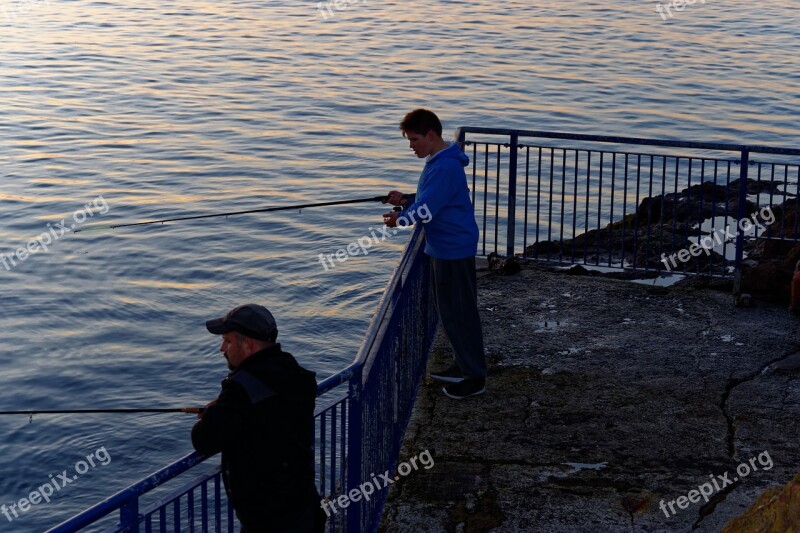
[74,194,414,234]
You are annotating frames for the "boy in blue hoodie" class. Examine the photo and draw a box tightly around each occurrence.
[382,109,488,399]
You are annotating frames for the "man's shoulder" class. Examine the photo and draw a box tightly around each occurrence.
[227,368,277,404]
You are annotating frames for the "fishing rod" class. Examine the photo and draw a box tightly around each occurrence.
[75,194,408,233]
[0,408,204,415]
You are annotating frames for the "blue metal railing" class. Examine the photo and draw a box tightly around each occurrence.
[47,224,438,533]
[455,127,800,281]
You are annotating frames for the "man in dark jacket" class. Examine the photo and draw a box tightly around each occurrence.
[191,303,324,532]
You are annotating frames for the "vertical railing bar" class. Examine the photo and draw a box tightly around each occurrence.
[331,399,338,514]
[781,164,789,239]
[765,163,773,239]
[621,153,628,268]
[120,498,140,533]
[660,156,667,271]
[548,147,555,261]
[507,133,518,258]
[495,143,501,255]
[572,149,579,262]
[471,143,477,208]
[346,366,364,533]
[697,158,704,275]
[645,155,654,271]
[536,146,542,260]
[227,493,234,533]
[188,488,195,533]
[671,157,679,269]
[340,400,346,525]
[173,498,180,533]
[794,165,800,239]
[686,158,693,274]
[722,160,732,267]
[609,152,616,268]
[584,151,591,264]
[523,146,531,257]
[560,148,567,263]
[734,148,750,293]
[320,410,327,499]
[483,143,489,256]
[214,472,221,533]
[633,154,642,270]
[711,160,719,276]
[201,481,208,533]
[596,151,604,265]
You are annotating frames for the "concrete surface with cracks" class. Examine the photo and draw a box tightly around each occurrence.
[378,262,800,532]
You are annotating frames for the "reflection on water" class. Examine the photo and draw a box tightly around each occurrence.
[0,0,798,529]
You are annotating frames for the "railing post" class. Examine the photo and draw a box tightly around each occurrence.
[507,132,518,258]
[346,365,364,533]
[454,127,465,148]
[119,499,140,533]
[734,147,750,296]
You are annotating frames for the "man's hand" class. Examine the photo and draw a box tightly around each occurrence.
[383,191,405,207]
[198,398,218,419]
[383,211,399,228]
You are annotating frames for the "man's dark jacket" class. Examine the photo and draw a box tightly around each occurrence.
[191,344,318,530]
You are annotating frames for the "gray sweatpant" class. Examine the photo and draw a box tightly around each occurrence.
[430,255,488,380]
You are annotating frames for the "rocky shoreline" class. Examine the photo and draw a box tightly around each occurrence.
[524,177,800,304]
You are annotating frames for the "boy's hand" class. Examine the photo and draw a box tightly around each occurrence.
[384,191,405,206]
[383,211,399,228]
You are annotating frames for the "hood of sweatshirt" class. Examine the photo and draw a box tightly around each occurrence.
[427,142,470,168]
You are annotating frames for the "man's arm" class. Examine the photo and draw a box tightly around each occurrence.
[191,384,247,456]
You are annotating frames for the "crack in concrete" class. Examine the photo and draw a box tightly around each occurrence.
[693,347,800,529]
[720,348,800,460]
[692,479,739,530]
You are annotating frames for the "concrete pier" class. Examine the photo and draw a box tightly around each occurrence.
[379,263,800,532]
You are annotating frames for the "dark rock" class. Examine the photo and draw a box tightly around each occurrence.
[741,261,793,304]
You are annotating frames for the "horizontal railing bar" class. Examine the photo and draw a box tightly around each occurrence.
[139,466,223,518]
[46,453,206,533]
[457,127,800,156]
[514,144,744,164]
[316,362,360,396]
[314,396,347,417]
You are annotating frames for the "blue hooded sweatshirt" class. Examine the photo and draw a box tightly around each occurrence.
[395,142,479,259]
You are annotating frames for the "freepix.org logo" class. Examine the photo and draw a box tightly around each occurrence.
[320,449,434,517]
[318,203,431,272]
[1,446,112,524]
[0,195,109,272]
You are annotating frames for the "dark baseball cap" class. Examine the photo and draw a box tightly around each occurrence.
[205,303,278,342]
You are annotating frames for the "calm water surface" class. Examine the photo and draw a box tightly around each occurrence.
[0,0,798,529]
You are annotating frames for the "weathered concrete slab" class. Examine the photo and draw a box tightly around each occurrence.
[379,263,800,532]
